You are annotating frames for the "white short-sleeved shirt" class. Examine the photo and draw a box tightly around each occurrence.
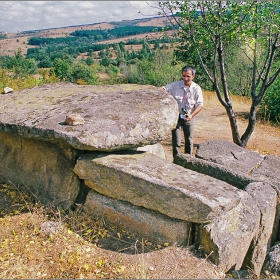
[164,80,203,115]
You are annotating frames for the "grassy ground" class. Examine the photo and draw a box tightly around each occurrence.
[1,91,280,279]
[0,183,224,279]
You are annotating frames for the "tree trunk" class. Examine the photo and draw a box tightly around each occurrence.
[225,106,243,146]
[240,104,258,147]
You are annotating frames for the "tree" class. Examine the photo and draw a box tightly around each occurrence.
[9,49,37,78]
[124,49,183,86]
[70,63,97,85]
[157,1,280,147]
[51,58,71,81]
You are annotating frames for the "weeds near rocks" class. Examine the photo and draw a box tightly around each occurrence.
[0,181,226,279]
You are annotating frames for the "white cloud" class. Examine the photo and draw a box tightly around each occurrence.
[0,1,159,33]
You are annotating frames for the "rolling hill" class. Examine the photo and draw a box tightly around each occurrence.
[0,16,172,57]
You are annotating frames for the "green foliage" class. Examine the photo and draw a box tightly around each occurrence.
[28,36,81,45]
[0,67,59,91]
[51,58,72,81]
[70,63,97,85]
[85,57,95,66]
[37,58,53,68]
[259,77,280,123]
[174,45,213,91]
[106,65,119,77]
[0,23,180,90]
[4,49,37,78]
[28,26,164,47]
[0,33,7,39]
[124,49,183,86]
[225,46,252,97]
[49,58,97,84]
[164,1,280,94]
[70,26,161,40]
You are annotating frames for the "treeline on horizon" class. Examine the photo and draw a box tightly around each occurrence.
[28,25,174,46]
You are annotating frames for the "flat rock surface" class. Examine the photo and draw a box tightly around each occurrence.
[250,155,280,189]
[74,152,248,223]
[0,82,178,151]
[196,139,264,174]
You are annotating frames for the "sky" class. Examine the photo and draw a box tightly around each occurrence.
[0,1,159,33]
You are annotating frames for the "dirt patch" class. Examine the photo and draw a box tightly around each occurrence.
[194,95,280,158]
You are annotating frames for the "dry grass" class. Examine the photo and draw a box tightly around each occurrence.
[0,183,224,279]
[1,92,280,279]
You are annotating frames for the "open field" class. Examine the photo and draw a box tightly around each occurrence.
[0,16,169,57]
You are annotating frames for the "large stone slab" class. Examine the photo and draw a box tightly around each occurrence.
[196,139,264,174]
[243,182,277,276]
[174,154,252,189]
[196,190,260,272]
[192,141,280,198]
[84,189,192,245]
[74,152,249,223]
[0,130,80,208]
[250,155,280,191]
[0,82,178,151]
[250,156,280,244]
[175,140,280,273]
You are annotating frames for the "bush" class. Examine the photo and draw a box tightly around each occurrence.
[70,63,97,85]
[259,77,280,123]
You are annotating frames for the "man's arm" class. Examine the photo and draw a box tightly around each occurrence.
[186,105,203,121]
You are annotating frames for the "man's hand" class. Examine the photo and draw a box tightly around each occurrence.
[185,114,192,121]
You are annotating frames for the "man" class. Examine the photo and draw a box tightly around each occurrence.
[163,65,203,157]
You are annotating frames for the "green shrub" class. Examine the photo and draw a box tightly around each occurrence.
[259,77,280,123]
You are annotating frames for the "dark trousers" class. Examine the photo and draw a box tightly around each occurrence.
[172,116,195,157]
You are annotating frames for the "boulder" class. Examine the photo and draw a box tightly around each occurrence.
[195,139,264,174]
[243,182,277,276]
[74,152,253,224]
[263,242,280,277]
[195,191,260,272]
[64,113,85,125]
[84,189,192,245]
[0,130,80,208]
[3,86,13,94]
[0,82,178,151]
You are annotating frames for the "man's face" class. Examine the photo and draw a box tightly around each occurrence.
[182,70,195,87]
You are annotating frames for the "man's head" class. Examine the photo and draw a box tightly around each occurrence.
[181,65,196,87]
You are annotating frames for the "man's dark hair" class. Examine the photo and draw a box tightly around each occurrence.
[181,65,196,75]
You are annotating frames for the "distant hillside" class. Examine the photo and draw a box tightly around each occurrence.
[0,16,171,57]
